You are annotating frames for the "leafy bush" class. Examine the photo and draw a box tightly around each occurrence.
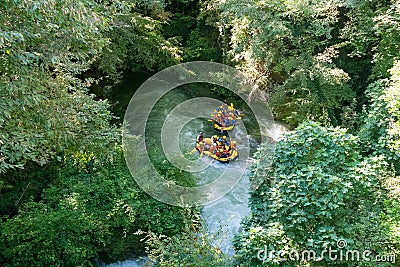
[0,151,193,266]
[144,223,235,267]
[234,121,394,266]
[0,0,119,174]
[359,61,400,172]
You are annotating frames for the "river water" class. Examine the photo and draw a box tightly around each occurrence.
[100,73,287,266]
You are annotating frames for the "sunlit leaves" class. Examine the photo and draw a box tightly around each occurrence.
[0,153,192,265]
[93,1,182,82]
[0,0,119,173]
[211,0,356,126]
[235,121,390,266]
[359,61,400,169]
[0,0,108,73]
[371,2,400,79]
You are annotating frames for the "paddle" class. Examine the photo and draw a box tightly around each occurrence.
[189,147,203,157]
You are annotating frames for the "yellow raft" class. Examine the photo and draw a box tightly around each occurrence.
[211,103,242,132]
[195,138,238,163]
[213,122,235,132]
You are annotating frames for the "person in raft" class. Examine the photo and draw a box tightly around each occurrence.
[196,132,204,143]
[229,141,236,151]
[218,135,230,147]
[196,132,204,153]
[222,100,229,113]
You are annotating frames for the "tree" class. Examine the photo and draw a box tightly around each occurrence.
[359,60,400,172]
[234,122,393,266]
[0,151,193,266]
[207,0,356,126]
[0,0,119,175]
[93,0,182,84]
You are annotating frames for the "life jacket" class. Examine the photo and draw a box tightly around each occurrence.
[209,145,214,153]
[211,136,217,144]
[221,150,229,158]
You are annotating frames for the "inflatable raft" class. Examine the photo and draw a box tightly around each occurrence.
[213,122,235,132]
[211,103,242,133]
[195,137,238,163]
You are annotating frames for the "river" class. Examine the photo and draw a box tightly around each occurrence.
[99,72,287,266]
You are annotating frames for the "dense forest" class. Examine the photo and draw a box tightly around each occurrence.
[1,0,399,266]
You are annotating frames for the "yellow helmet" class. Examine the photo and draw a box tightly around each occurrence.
[223,136,227,139]
[232,141,236,144]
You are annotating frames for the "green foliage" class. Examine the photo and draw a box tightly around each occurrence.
[234,121,393,266]
[144,224,234,267]
[0,151,192,266]
[206,0,400,128]
[269,57,354,126]
[183,0,223,62]
[370,2,400,79]
[160,0,222,62]
[94,1,182,83]
[1,201,99,266]
[208,0,356,126]
[359,61,400,172]
[0,161,58,217]
[0,0,108,73]
[337,0,400,106]
[184,26,222,62]
[163,0,200,42]
[0,0,186,174]
[338,1,377,59]
[0,0,119,174]
[382,197,400,258]
[3,0,400,266]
